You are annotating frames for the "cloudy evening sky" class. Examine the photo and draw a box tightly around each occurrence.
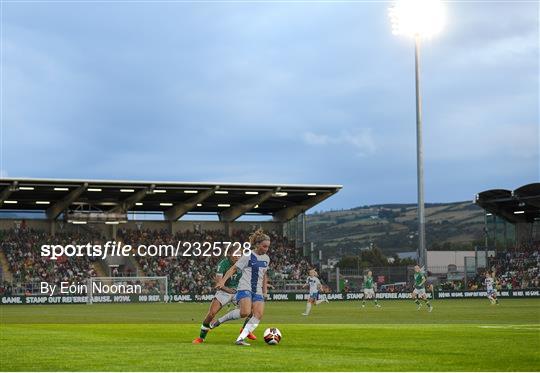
[1,0,538,211]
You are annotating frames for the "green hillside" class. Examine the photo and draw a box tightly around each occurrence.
[307,201,485,257]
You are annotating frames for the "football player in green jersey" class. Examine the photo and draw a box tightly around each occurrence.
[412,265,433,312]
[193,252,255,343]
[362,270,381,308]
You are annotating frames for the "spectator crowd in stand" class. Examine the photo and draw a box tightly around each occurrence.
[438,245,540,291]
[0,227,310,295]
[0,228,100,295]
[487,248,540,290]
[118,228,310,295]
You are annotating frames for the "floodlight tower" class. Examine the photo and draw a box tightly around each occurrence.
[389,0,445,268]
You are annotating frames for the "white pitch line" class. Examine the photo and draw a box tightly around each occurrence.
[479,325,540,330]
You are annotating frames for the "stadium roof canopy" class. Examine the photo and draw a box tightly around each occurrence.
[475,183,540,223]
[0,178,342,222]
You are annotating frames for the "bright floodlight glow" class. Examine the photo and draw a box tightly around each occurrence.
[389,0,445,38]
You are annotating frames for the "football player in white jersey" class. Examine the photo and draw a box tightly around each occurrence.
[302,269,326,315]
[211,229,271,346]
[484,271,499,305]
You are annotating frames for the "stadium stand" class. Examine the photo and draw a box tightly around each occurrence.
[437,244,540,291]
[487,246,540,289]
[0,227,311,295]
[0,229,100,295]
[118,228,311,294]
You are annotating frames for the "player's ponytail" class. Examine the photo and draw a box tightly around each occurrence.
[249,228,270,247]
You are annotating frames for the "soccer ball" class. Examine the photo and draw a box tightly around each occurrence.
[263,327,282,345]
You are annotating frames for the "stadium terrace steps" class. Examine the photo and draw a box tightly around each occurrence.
[0,248,13,282]
[92,261,108,278]
[126,254,145,277]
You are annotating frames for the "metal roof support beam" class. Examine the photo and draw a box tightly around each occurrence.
[110,188,149,214]
[273,192,335,223]
[219,189,278,222]
[0,181,17,205]
[46,183,88,220]
[164,187,218,221]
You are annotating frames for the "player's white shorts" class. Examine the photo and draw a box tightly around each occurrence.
[412,287,427,297]
[363,289,375,298]
[214,290,236,306]
[487,289,497,297]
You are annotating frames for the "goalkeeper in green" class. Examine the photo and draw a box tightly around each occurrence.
[412,265,433,312]
[362,270,381,308]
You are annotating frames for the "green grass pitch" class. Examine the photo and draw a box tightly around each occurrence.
[1,299,539,371]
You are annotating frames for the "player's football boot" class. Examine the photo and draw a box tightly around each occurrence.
[238,328,257,340]
[235,339,250,346]
[376,304,381,308]
[428,305,433,312]
[302,313,309,316]
[192,338,204,344]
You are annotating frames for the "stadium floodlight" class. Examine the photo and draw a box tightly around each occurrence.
[120,189,135,193]
[389,0,445,39]
[196,203,202,207]
[245,191,259,195]
[184,190,198,194]
[215,190,228,194]
[88,188,102,192]
[3,200,17,204]
[135,202,143,206]
[35,201,50,205]
[389,0,445,269]
[19,186,34,190]
[154,189,166,193]
[54,187,69,191]
[514,211,525,215]
[308,192,317,196]
[160,202,173,206]
[70,221,87,225]
[275,192,288,197]
[218,203,231,207]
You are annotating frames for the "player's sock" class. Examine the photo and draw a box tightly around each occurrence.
[216,308,241,326]
[240,316,256,339]
[199,322,211,339]
[237,317,260,341]
[425,300,431,307]
[362,300,366,306]
[304,302,312,315]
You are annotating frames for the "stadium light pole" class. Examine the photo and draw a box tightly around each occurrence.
[389,0,445,268]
